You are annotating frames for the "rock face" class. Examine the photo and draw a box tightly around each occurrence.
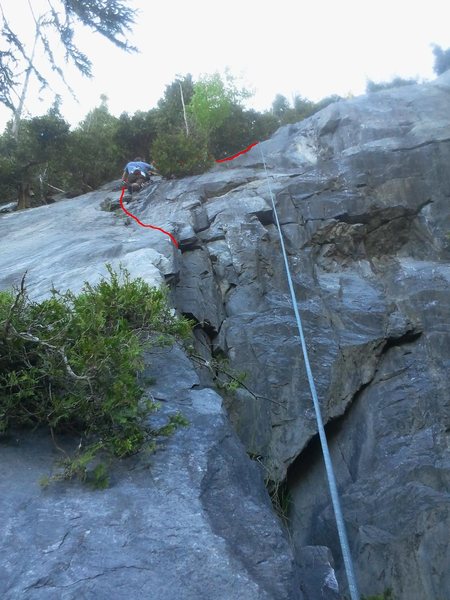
[1,72,450,599]
[0,346,301,600]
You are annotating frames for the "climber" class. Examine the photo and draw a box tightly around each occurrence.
[121,157,158,195]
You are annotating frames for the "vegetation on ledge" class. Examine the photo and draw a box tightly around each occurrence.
[0,265,192,487]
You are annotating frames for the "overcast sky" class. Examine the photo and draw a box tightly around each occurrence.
[1,0,449,130]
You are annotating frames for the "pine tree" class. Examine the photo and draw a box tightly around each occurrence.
[0,1,136,138]
[432,45,450,76]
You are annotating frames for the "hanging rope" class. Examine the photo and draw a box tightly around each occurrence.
[259,146,360,600]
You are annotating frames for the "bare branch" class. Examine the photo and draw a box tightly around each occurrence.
[2,271,27,338]
[5,320,91,384]
[189,352,285,408]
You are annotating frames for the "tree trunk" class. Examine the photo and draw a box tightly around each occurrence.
[17,182,32,210]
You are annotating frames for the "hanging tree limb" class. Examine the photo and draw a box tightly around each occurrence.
[0,0,137,126]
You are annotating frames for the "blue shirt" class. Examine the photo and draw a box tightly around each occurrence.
[124,161,155,174]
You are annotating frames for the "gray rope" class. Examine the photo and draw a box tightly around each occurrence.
[259,146,360,600]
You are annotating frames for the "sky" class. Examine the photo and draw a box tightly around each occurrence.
[1,0,449,130]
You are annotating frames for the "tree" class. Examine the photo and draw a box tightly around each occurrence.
[68,96,120,192]
[313,94,342,113]
[157,74,195,133]
[208,105,255,158]
[0,106,70,209]
[291,95,315,120]
[271,94,290,119]
[152,128,212,179]
[188,72,250,137]
[366,77,417,93]
[209,106,278,159]
[432,45,450,75]
[0,0,136,137]
[115,109,159,165]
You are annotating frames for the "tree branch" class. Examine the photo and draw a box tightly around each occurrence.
[6,321,90,384]
[189,352,285,408]
[2,271,27,338]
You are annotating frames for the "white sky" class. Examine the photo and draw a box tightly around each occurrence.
[1,0,449,130]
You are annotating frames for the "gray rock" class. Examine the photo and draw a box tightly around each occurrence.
[0,345,302,600]
[296,546,340,600]
[0,201,17,214]
[99,196,121,211]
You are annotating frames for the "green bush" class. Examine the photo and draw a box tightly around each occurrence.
[0,265,192,486]
[152,128,213,179]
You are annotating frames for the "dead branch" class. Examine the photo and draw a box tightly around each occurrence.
[2,272,27,337]
[189,352,285,408]
[6,323,91,384]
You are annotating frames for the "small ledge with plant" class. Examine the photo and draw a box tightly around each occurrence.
[0,264,193,489]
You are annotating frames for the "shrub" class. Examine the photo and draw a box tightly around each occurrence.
[0,265,192,486]
[366,77,417,93]
[432,44,450,76]
[152,128,213,179]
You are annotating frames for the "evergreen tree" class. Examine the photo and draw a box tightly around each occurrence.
[0,0,136,136]
[0,105,70,208]
[313,94,342,112]
[432,45,450,75]
[209,107,279,159]
[366,77,417,93]
[271,94,290,119]
[68,96,120,192]
[157,75,195,133]
[115,109,159,165]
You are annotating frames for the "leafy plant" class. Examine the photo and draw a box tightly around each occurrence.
[152,127,213,178]
[0,265,192,486]
[188,71,250,136]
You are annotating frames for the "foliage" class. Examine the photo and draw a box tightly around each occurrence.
[152,127,213,179]
[0,68,350,199]
[209,106,278,159]
[432,44,450,75]
[313,94,342,112]
[270,93,340,128]
[366,77,418,93]
[281,95,316,125]
[188,71,251,136]
[0,150,19,202]
[0,265,192,486]
[0,104,71,206]
[115,109,158,165]
[272,94,291,119]
[157,74,195,132]
[0,0,136,124]
[0,97,122,204]
[213,357,248,393]
[67,96,121,192]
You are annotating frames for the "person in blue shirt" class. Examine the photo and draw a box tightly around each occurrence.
[122,157,158,194]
